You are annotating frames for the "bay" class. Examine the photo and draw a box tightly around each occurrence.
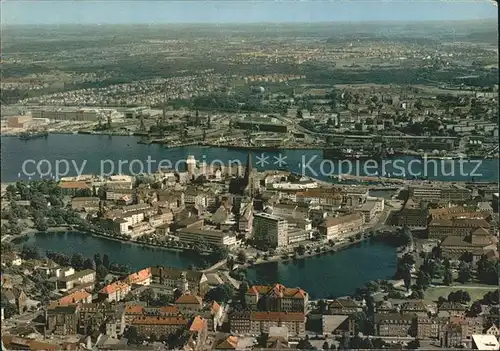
[1,134,498,182]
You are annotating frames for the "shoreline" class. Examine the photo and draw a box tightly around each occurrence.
[244,236,373,269]
[12,227,204,255]
[2,133,497,159]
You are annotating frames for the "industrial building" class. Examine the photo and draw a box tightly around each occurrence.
[7,115,32,128]
[30,107,119,122]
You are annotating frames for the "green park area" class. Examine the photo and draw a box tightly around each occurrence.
[423,285,498,304]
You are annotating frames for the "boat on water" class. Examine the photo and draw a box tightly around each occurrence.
[225,144,282,152]
[422,155,460,161]
[18,130,49,140]
[323,148,389,160]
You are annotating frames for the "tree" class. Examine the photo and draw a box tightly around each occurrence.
[237,281,249,307]
[448,290,471,304]
[459,252,474,264]
[407,339,420,349]
[297,335,314,350]
[70,253,84,270]
[296,244,306,255]
[318,299,328,314]
[236,250,247,263]
[83,258,96,270]
[443,269,453,286]
[468,301,483,317]
[322,341,329,350]
[123,326,141,345]
[477,255,499,285]
[457,262,472,284]
[205,284,234,304]
[480,290,500,306]
[94,253,102,267]
[416,269,431,291]
[227,256,235,270]
[34,217,48,232]
[21,245,41,260]
[403,265,412,291]
[96,265,108,281]
[173,289,183,302]
[103,254,110,269]
[140,289,156,304]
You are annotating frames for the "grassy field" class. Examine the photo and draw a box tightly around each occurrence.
[424,285,497,304]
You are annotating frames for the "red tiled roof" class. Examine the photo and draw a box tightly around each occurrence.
[57,291,91,305]
[211,301,221,314]
[189,315,206,333]
[124,267,152,285]
[246,283,307,299]
[58,181,90,189]
[215,336,239,350]
[175,294,203,305]
[99,281,130,295]
[125,304,144,314]
[159,305,179,314]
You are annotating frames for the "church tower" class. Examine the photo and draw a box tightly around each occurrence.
[243,152,254,197]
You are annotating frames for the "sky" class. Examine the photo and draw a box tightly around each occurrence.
[1,0,497,25]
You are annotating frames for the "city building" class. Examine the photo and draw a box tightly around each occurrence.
[229,311,306,336]
[150,266,208,297]
[439,227,498,261]
[318,212,364,240]
[124,268,152,286]
[177,227,238,248]
[71,197,100,212]
[392,198,428,228]
[417,316,444,339]
[245,283,308,313]
[359,200,377,222]
[374,313,416,337]
[295,189,343,208]
[7,115,32,128]
[58,181,92,197]
[472,335,500,350]
[326,299,362,315]
[252,213,288,248]
[131,316,187,338]
[57,291,92,306]
[46,305,80,336]
[58,269,96,291]
[429,218,492,240]
[410,185,471,203]
[174,294,203,314]
[322,315,355,336]
[98,281,131,302]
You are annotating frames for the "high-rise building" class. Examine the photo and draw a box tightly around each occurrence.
[253,212,288,248]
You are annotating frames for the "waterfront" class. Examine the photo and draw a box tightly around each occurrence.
[15,231,397,298]
[246,240,398,299]
[1,134,498,182]
[13,231,205,270]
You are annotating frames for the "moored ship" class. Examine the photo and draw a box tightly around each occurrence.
[18,130,49,140]
[323,147,390,160]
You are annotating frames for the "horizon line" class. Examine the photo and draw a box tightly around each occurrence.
[3,18,498,26]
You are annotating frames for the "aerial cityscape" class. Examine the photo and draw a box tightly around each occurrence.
[0,1,499,350]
